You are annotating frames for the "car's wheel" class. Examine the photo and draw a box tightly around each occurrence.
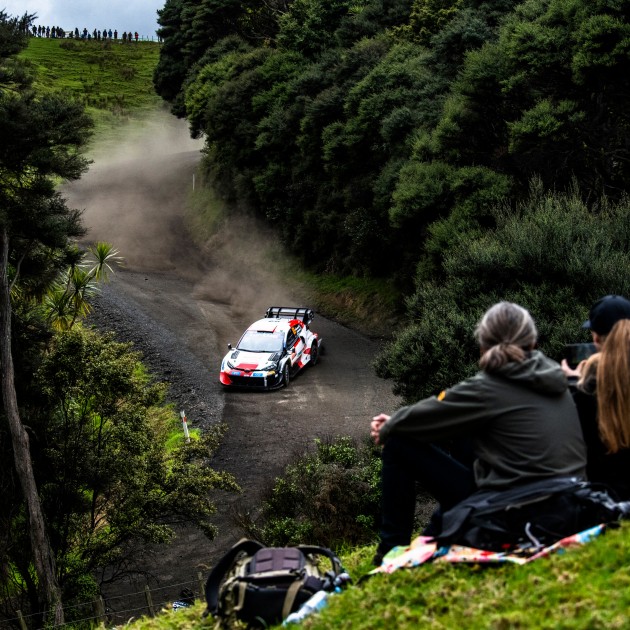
[309,341,318,366]
[282,363,290,387]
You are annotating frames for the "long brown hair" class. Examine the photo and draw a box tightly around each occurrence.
[475,302,537,373]
[597,319,630,452]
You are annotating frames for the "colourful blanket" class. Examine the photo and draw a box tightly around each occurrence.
[370,524,606,575]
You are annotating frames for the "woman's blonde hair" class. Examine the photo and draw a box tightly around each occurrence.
[596,319,630,453]
[475,302,537,373]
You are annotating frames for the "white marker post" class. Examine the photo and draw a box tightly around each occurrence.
[180,410,190,443]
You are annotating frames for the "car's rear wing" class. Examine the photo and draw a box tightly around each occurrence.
[265,306,315,326]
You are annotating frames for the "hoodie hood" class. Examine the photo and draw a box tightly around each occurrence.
[493,350,568,396]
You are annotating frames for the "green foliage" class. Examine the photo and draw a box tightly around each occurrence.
[376,181,630,401]
[154,0,276,115]
[277,0,359,57]
[159,0,630,304]
[164,0,510,285]
[0,17,244,624]
[11,326,240,602]
[402,0,464,45]
[243,436,383,549]
[43,242,123,331]
[21,38,162,123]
[495,0,630,193]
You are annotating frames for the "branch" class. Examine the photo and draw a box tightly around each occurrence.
[9,240,33,293]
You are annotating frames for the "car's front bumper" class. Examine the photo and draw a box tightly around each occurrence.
[220,369,284,390]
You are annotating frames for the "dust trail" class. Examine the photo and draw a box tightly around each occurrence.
[192,211,310,329]
[62,108,203,272]
[63,105,310,334]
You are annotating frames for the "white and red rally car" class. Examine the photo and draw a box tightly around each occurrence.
[219,306,323,390]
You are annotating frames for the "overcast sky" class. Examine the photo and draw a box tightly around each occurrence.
[3,0,164,39]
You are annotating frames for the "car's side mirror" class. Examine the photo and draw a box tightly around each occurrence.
[228,343,232,350]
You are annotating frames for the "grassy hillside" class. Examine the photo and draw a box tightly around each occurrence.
[114,522,630,629]
[20,37,164,152]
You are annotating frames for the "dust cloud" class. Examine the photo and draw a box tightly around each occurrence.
[192,212,313,345]
[63,105,310,333]
[63,108,203,271]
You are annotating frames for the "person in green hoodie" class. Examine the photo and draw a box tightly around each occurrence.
[370,301,587,564]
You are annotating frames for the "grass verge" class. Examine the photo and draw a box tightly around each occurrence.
[112,521,630,629]
[295,271,402,339]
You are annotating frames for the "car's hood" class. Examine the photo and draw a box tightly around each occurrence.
[224,349,281,371]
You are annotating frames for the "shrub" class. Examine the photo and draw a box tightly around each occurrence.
[239,435,384,549]
[376,180,630,403]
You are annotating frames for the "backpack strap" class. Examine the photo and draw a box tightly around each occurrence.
[282,580,304,620]
[204,538,265,616]
[295,545,343,575]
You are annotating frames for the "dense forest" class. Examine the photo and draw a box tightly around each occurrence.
[154,0,630,401]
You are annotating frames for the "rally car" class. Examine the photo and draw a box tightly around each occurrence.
[219,306,323,390]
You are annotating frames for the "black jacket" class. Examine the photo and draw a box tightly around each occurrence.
[572,374,630,500]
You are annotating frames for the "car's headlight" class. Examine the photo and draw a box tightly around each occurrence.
[226,360,235,369]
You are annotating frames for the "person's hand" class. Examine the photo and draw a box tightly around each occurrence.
[370,413,390,445]
[561,358,582,379]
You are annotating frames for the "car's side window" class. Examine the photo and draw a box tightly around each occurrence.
[286,328,296,348]
[287,322,304,348]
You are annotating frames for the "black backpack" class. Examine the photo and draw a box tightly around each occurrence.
[437,477,630,552]
[204,538,349,628]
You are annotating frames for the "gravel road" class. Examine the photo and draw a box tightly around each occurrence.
[62,110,401,621]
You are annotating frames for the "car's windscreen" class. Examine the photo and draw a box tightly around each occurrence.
[237,330,284,353]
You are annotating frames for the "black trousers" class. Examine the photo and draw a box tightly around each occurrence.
[379,435,477,551]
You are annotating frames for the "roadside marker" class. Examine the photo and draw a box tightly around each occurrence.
[180,410,190,443]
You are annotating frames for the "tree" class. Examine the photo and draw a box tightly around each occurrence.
[0,11,93,625]
[24,328,238,617]
[154,0,256,115]
[43,242,122,331]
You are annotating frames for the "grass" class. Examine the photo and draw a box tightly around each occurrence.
[184,182,227,244]
[294,270,402,339]
[113,521,630,629]
[20,37,163,153]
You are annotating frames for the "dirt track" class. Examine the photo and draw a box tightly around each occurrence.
[62,110,401,621]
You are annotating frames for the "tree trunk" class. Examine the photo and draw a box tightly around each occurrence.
[0,228,64,625]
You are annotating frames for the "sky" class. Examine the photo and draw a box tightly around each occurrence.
[3,0,164,39]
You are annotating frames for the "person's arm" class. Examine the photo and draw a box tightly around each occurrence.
[378,375,490,444]
[560,358,583,380]
[370,413,389,445]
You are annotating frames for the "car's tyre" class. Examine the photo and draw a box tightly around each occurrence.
[282,363,290,387]
[309,341,318,366]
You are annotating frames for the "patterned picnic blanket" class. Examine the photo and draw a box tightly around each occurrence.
[370,524,606,575]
